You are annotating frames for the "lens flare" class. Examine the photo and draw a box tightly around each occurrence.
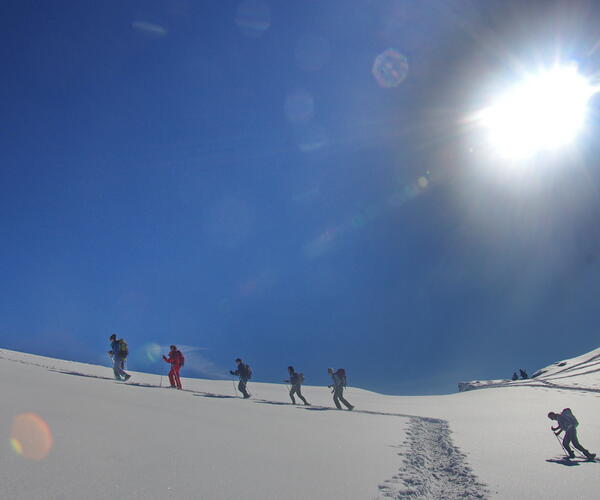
[372,49,409,88]
[131,21,168,38]
[235,0,271,38]
[294,123,328,153]
[10,413,53,460]
[144,342,162,362]
[284,90,314,123]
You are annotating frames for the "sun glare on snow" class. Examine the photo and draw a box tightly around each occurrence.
[10,413,54,461]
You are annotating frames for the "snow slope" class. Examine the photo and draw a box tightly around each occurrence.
[1,347,599,499]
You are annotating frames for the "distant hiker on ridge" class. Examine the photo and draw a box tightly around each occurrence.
[230,358,252,398]
[327,368,353,411]
[163,345,184,390]
[548,408,595,460]
[108,334,131,381]
[512,372,518,381]
[519,369,528,379]
[284,366,309,405]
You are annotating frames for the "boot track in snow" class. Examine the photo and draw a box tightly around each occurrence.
[378,416,489,500]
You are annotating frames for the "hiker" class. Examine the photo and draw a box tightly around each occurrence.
[284,366,309,405]
[108,334,131,381]
[327,368,353,410]
[519,369,528,379]
[548,408,596,460]
[230,358,252,398]
[512,372,518,381]
[162,345,184,390]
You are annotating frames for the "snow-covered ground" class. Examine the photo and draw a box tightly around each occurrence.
[1,347,599,499]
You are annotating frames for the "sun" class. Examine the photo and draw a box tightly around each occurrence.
[478,64,598,160]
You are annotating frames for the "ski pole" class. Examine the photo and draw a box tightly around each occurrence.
[232,376,238,397]
[552,429,570,456]
[553,430,566,452]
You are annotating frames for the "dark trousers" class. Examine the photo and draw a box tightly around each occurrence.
[333,386,352,409]
[113,356,129,380]
[563,428,590,455]
[238,378,250,398]
[289,384,308,404]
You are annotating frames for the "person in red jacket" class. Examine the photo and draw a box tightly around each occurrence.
[163,345,184,390]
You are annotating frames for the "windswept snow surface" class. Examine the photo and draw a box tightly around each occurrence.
[1,348,599,499]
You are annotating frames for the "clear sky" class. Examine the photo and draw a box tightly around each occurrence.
[1,0,600,394]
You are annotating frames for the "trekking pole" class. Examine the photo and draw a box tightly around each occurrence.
[160,375,163,388]
[552,429,568,456]
[232,376,238,397]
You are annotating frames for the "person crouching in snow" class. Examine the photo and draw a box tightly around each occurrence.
[548,408,595,460]
[163,345,184,390]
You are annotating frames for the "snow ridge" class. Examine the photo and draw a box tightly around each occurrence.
[378,417,489,500]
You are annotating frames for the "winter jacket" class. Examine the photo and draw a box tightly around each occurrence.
[163,350,184,367]
[289,371,302,386]
[331,372,345,389]
[232,363,250,380]
[111,340,122,358]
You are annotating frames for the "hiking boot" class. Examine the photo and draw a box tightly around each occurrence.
[568,450,575,459]
[124,374,131,381]
[585,452,596,460]
[304,402,310,405]
[347,405,354,411]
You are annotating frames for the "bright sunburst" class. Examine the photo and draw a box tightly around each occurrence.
[479,64,598,160]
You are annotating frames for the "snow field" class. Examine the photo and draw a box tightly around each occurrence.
[0,351,405,500]
[3,348,600,499]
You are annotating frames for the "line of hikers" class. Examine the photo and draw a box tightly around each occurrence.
[107,334,354,410]
[108,335,597,457]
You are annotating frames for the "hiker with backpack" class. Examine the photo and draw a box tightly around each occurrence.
[548,408,596,460]
[519,369,529,379]
[230,358,252,399]
[327,367,353,411]
[163,345,184,390]
[108,334,131,381]
[284,366,309,405]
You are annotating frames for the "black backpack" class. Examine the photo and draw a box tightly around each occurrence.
[562,408,579,428]
[335,368,347,387]
[244,364,252,380]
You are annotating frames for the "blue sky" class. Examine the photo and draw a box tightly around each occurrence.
[1,0,600,394]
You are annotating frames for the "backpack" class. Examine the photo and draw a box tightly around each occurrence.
[291,372,304,385]
[562,408,579,428]
[335,368,347,387]
[244,364,252,380]
[118,339,128,357]
[298,372,304,384]
[175,350,184,367]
